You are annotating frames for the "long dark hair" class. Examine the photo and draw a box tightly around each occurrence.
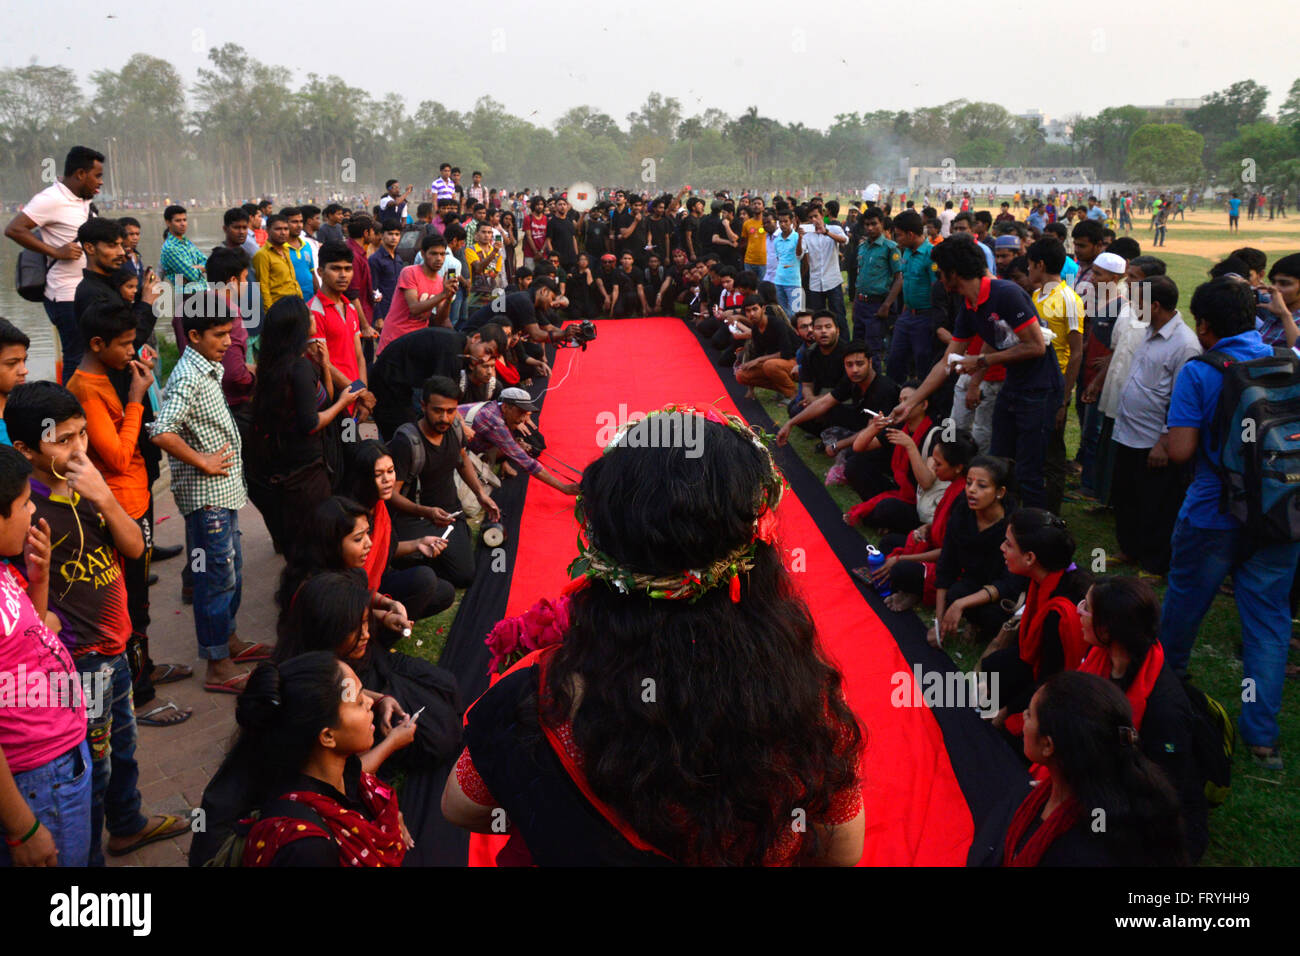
[343,439,392,511]
[544,415,863,865]
[250,296,312,437]
[1009,507,1074,571]
[225,653,347,807]
[1089,576,1160,689]
[275,570,372,663]
[276,496,369,613]
[1036,672,1187,865]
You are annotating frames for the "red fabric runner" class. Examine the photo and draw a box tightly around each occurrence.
[469,317,973,866]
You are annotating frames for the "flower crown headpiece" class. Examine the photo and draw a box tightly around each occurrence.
[566,404,787,603]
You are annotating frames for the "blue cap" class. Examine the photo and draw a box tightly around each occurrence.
[995,235,1020,250]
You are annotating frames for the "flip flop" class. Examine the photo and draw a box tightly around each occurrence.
[231,643,272,663]
[152,662,193,685]
[204,672,249,695]
[137,701,194,727]
[106,814,190,857]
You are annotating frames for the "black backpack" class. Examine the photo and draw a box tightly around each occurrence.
[1181,679,1235,808]
[1193,347,1300,544]
[14,227,49,302]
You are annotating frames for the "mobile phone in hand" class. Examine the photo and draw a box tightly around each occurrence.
[348,379,366,394]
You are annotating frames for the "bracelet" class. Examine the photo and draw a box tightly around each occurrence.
[983,585,996,602]
[5,818,40,847]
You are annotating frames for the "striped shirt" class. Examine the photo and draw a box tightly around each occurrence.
[459,401,542,476]
[431,177,456,201]
[150,345,246,515]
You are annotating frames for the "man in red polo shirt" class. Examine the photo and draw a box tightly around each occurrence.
[344,216,379,369]
[309,241,365,387]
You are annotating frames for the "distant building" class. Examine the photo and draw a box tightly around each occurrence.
[1017,110,1074,146]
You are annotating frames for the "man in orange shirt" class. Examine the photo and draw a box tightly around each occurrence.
[68,301,193,727]
[741,206,767,279]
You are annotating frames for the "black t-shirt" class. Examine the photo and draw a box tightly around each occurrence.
[800,341,849,393]
[646,217,672,259]
[258,756,367,867]
[371,327,468,427]
[546,217,578,266]
[952,277,1063,395]
[614,209,644,258]
[583,218,611,258]
[465,291,538,334]
[830,369,901,420]
[388,418,464,512]
[696,214,720,260]
[749,312,800,360]
[681,214,702,256]
[256,356,326,474]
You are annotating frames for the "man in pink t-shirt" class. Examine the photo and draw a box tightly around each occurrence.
[377,236,456,354]
[0,447,90,866]
[522,197,549,269]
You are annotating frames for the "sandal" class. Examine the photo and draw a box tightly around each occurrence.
[204,672,249,695]
[1249,746,1283,771]
[231,642,272,663]
[137,701,194,727]
[151,662,193,685]
[106,814,190,857]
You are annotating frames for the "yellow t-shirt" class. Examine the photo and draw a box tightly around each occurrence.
[465,241,504,277]
[742,219,767,265]
[1032,280,1084,375]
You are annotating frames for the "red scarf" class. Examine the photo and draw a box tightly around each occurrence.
[1002,778,1081,867]
[889,416,932,506]
[928,479,965,549]
[243,771,406,867]
[365,503,392,593]
[1077,641,1165,730]
[1018,569,1085,681]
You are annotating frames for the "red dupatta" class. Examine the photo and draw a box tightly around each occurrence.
[927,479,965,549]
[847,416,934,522]
[364,503,392,593]
[1077,641,1165,730]
[1017,569,1086,681]
[242,771,406,867]
[1002,778,1081,868]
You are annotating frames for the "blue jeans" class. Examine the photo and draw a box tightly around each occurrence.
[1077,401,1104,490]
[775,284,803,316]
[887,307,938,383]
[1160,519,1300,747]
[184,506,242,660]
[75,653,147,866]
[0,741,91,867]
[990,385,1059,510]
[744,263,765,278]
[43,299,83,385]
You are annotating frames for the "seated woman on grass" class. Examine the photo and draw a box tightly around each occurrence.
[1002,671,1186,867]
[1077,576,1208,861]
[842,385,933,514]
[980,508,1091,736]
[867,430,979,612]
[931,456,1025,648]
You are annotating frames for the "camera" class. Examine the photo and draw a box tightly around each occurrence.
[561,319,597,351]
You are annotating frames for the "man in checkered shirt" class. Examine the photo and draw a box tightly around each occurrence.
[150,291,268,694]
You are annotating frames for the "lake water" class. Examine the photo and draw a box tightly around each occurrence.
[0,209,226,380]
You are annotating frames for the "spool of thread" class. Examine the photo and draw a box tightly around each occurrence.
[482,521,506,548]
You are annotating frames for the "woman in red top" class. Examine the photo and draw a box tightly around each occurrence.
[443,408,865,865]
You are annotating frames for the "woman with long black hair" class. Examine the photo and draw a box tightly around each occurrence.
[1003,671,1187,866]
[1077,576,1208,860]
[442,408,865,866]
[246,296,355,554]
[191,652,413,867]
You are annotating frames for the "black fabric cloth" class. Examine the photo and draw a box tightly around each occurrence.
[463,665,674,866]
[371,328,469,437]
[564,269,599,319]
[464,291,538,334]
[545,217,578,267]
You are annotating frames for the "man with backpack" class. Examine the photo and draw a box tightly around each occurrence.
[1160,276,1300,771]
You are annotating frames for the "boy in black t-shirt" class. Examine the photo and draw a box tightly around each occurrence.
[734,296,800,398]
[387,375,501,588]
[777,344,900,446]
[795,311,849,414]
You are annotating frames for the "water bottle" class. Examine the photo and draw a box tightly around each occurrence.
[865,544,892,598]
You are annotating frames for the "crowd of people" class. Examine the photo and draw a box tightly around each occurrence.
[0,144,1294,868]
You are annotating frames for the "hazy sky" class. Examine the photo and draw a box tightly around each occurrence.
[2,0,1294,130]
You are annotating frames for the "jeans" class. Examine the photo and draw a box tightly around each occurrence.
[990,385,1058,510]
[1159,518,1300,747]
[75,653,147,866]
[744,263,765,278]
[851,294,892,369]
[775,284,803,317]
[0,741,92,867]
[888,307,938,383]
[184,506,242,660]
[44,299,83,385]
[1077,401,1104,491]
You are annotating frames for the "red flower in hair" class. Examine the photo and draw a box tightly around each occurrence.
[754,507,780,546]
[486,596,573,674]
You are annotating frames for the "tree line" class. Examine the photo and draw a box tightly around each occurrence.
[2,46,1298,203]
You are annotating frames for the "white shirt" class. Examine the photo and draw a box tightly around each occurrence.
[939,208,957,237]
[764,234,778,284]
[1098,299,1147,420]
[22,181,90,301]
[800,223,846,292]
